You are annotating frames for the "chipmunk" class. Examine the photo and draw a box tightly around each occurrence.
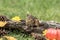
[25,14,49,34]
[26,14,40,27]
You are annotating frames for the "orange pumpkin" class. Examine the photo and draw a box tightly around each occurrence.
[45,28,60,40]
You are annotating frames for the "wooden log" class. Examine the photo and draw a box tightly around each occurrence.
[1,15,60,40]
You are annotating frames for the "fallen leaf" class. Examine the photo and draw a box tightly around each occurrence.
[0,38,3,40]
[3,36,17,40]
[11,16,21,22]
[0,21,7,27]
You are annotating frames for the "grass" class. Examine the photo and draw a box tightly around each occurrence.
[0,0,60,40]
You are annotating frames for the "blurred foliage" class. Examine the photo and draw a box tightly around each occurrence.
[0,0,60,21]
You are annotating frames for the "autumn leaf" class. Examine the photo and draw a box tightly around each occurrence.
[3,36,17,40]
[0,21,7,27]
[43,30,47,36]
[0,38,3,40]
[11,16,21,22]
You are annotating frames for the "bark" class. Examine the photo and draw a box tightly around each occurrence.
[0,15,60,40]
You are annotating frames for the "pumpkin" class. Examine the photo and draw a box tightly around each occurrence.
[44,28,60,40]
[57,29,60,40]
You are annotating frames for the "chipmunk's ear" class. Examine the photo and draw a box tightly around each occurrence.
[27,14,32,16]
[27,14,29,16]
[27,14,30,17]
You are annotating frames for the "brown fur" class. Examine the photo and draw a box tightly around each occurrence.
[26,14,40,27]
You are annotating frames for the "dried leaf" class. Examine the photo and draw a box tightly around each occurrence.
[3,36,17,40]
[0,38,3,40]
[11,16,21,22]
[0,21,7,27]
[43,30,47,36]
